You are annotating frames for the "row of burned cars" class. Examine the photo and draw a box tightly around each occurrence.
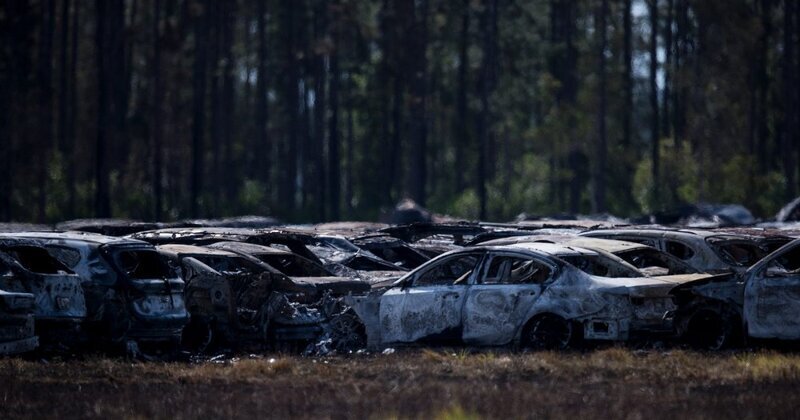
[2,220,800,358]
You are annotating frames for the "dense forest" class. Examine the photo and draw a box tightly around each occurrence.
[0,0,798,223]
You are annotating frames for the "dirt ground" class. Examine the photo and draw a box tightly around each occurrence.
[3,347,800,419]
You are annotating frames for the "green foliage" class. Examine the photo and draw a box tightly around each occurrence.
[237,179,271,216]
[633,138,699,213]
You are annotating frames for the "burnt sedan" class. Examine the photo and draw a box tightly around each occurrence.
[344,243,714,350]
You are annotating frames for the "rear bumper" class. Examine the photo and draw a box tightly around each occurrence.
[0,336,39,355]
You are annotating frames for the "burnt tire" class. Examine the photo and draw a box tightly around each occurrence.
[522,314,575,351]
[685,309,738,351]
[328,311,367,353]
[181,316,214,353]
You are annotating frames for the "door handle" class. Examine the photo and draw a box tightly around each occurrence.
[443,292,460,299]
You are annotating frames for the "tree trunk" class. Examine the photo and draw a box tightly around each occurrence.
[648,0,660,203]
[662,0,673,139]
[313,0,328,220]
[37,0,55,222]
[673,0,689,146]
[796,0,800,194]
[455,0,470,193]
[94,0,122,218]
[221,0,237,204]
[190,0,209,217]
[592,0,608,213]
[256,0,269,196]
[328,2,341,221]
[622,0,632,148]
[152,0,163,220]
[281,0,299,215]
[57,0,69,216]
[406,0,429,206]
[477,0,498,220]
[345,92,354,218]
[67,0,79,217]
[783,0,797,199]
[757,0,773,173]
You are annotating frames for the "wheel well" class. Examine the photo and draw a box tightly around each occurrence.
[519,312,575,340]
[685,305,743,349]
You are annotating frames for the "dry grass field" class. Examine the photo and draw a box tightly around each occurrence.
[3,348,800,419]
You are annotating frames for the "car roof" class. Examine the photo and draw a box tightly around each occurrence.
[206,241,294,256]
[479,234,649,253]
[583,228,756,241]
[482,242,598,257]
[156,244,241,258]
[0,231,148,246]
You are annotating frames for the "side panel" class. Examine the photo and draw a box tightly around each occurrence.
[462,284,541,345]
[379,285,465,344]
[744,273,800,339]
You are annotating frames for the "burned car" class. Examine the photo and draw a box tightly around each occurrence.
[0,289,38,355]
[665,237,800,349]
[0,238,86,348]
[1,232,188,355]
[157,244,367,352]
[378,223,488,258]
[476,234,698,277]
[348,234,431,270]
[204,241,373,293]
[130,227,405,282]
[581,229,790,274]
[344,243,715,350]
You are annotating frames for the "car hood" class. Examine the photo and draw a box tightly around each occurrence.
[289,276,370,295]
[591,273,724,298]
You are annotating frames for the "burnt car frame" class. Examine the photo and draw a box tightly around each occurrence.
[158,244,367,352]
[1,232,188,354]
[344,243,713,350]
[581,228,790,274]
[0,238,86,348]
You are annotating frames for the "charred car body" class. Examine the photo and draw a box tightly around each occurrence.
[1,232,188,354]
[0,238,86,348]
[581,229,795,348]
[130,227,405,283]
[581,229,790,274]
[377,223,488,258]
[157,244,368,351]
[344,243,715,350]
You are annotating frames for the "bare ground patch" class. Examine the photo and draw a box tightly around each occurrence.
[2,348,800,419]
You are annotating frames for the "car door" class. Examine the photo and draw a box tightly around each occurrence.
[462,252,553,346]
[744,242,800,339]
[379,251,483,344]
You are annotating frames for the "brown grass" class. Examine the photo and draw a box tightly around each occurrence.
[3,348,800,419]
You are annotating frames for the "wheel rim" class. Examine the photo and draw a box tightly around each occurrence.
[329,312,366,352]
[528,315,572,350]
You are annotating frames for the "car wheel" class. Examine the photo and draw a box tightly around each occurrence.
[328,311,367,353]
[523,314,574,350]
[686,309,737,351]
